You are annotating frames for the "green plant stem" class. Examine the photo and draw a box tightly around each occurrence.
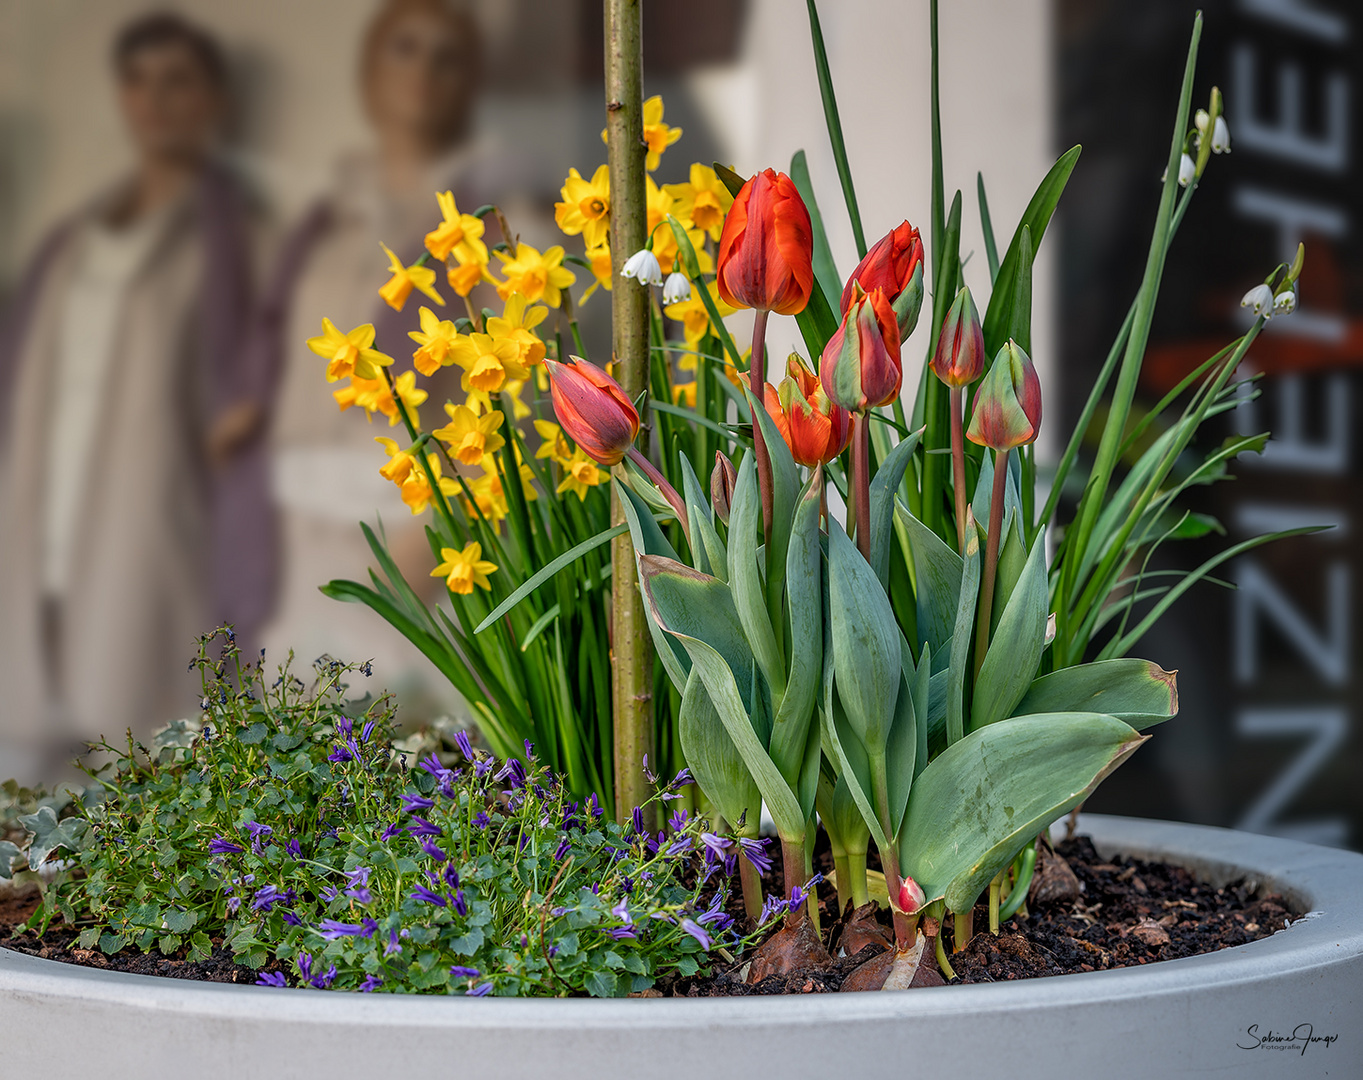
[845,847,870,908]
[954,907,974,952]
[605,0,654,828]
[989,870,1003,935]
[998,841,1037,922]
[749,307,774,542]
[949,385,967,554]
[973,448,1009,680]
[832,851,851,911]
[852,414,872,561]
[738,849,763,921]
[935,923,956,980]
[624,446,690,547]
[781,835,809,927]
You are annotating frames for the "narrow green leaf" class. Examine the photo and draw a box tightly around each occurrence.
[977,172,1000,285]
[790,148,843,304]
[726,455,785,699]
[804,0,866,257]
[1014,659,1177,728]
[945,519,981,745]
[971,528,1048,731]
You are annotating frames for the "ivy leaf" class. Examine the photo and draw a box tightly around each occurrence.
[18,805,88,867]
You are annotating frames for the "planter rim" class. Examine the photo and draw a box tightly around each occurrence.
[2,813,1360,1025]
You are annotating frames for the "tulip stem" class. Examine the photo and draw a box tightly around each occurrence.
[949,385,968,555]
[625,446,691,548]
[852,414,872,562]
[749,307,774,543]
[781,836,808,928]
[973,448,1008,682]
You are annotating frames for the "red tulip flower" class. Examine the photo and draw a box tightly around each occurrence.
[819,283,902,414]
[763,356,852,468]
[546,356,640,466]
[931,286,986,388]
[842,222,925,340]
[967,340,1043,452]
[716,169,814,316]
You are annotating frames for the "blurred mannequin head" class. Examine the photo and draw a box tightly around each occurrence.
[113,13,227,169]
[361,0,481,162]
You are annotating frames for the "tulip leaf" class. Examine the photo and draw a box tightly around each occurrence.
[637,554,752,700]
[981,145,1081,357]
[883,666,918,841]
[926,664,948,757]
[869,428,923,588]
[726,455,786,700]
[897,504,962,674]
[1013,659,1178,729]
[616,481,692,694]
[714,163,747,198]
[676,452,727,580]
[977,171,1001,286]
[790,149,843,307]
[828,520,901,755]
[821,645,891,855]
[899,711,1146,912]
[970,447,1022,539]
[679,669,762,834]
[991,510,1028,633]
[945,518,981,745]
[744,386,800,609]
[971,528,1048,731]
[769,473,824,784]
[817,771,871,858]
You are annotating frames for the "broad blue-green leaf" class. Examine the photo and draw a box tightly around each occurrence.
[827,520,900,754]
[677,452,726,580]
[744,385,800,609]
[869,429,923,588]
[617,481,691,693]
[817,771,870,858]
[991,509,1028,632]
[769,473,824,782]
[971,448,1022,541]
[726,455,785,699]
[945,517,981,745]
[911,641,931,782]
[899,711,1146,911]
[821,658,891,855]
[1013,659,1178,728]
[971,528,1049,731]
[679,670,761,832]
[898,505,962,674]
[883,667,917,841]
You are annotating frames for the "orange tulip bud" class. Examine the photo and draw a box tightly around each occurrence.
[818,283,902,414]
[763,360,852,468]
[546,356,640,466]
[842,221,924,317]
[967,340,1043,452]
[716,169,814,316]
[931,286,986,388]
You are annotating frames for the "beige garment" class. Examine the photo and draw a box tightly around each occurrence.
[0,194,211,757]
[260,152,472,715]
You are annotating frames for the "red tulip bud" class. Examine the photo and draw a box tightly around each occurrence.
[842,221,925,341]
[711,451,737,524]
[966,340,1042,451]
[716,169,814,315]
[931,286,986,387]
[898,875,926,916]
[546,356,641,466]
[818,283,902,414]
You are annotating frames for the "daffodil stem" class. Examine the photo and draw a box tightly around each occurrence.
[625,446,690,548]
[852,413,872,562]
[749,307,774,543]
[973,448,1008,682]
[949,385,968,555]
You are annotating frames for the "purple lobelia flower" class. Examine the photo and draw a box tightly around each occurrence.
[739,836,773,875]
[443,866,460,890]
[401,793,435,813]
[360,720,375,743]
[607,926,638,940]
[454,730,474,760]
[630,806,645,836]
[317,918,378,940]
[670,767,693,789]
[251,885,285,913]
[696,892,733,930]
[256,971,287,987]
[384,929,403,957]
[380,822,401,841]
[449,965,480,979]
[642,754,658,784]
[286,839,302,860]
[699,833,730,859]
[281,910,303,927]
[452,889,467,917]
[611,899,632,925]
[297,952,314,981]
[208,835,243,856]
[472,811,490,830]
[523,739,535,759]
[680,918,712,949]
[406,816,441,838]
[420,839,447,863]
[466,982,494,997]
[587,793,603,820]
[327,743,353,764]
[320,885,339,904]
[665,835,692,857]
[310,964,337,990]
[668,808,689,833]
[759,893,787,923]
[554,836,571,861]
[474,757,493,778]
[410,885,447,907]
[336,716,354,739]
[344,866,372,905]
[359,974,383,993]
[787,873,824,914]
[494,758,526,790]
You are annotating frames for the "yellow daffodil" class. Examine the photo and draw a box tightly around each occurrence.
[461,468,508,525]
[672,380,697,408]
[555,448,603,501]
[378,242,444,312]
[494,242,576,308]
[390,370,427,429]
[601,95,681,171]
[425,191,488,265]
[334,376,391,420]
[664,279,737,349]
[408,306,462,376]
[430,541,498,595]
[486,292,547,369]
[308,318,394,382]
[376,436,418,486]
[555,165,611,249]
[664,163,734,242]
[644,179,711,276]
[376,439,449,514]
[534,419,573,465]
[434,404,506,467]
[447,252,487,298]
[448,332,529,395]
[580,243,613,303]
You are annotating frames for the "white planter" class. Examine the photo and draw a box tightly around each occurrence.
[2,814,1360,1079]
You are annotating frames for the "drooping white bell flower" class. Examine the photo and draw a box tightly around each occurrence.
[620,248,663,287]
[662,271,692,305]
[1241,283,1275,317]
[1211,116,1231,154]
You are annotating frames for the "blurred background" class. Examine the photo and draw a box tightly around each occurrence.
[0,0,1355,848]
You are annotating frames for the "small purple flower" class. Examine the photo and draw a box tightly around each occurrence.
[630,806,644,836]
[384,930,403,957]
[209,835,244,856]
[554,836,571,861]
[418,753,447,778]
[664,835,692,857]
[472,811,490,830]
[336,716,354,739]
[344,866,372,905]
[787,873,824,914]
[606,926,638,940]
[699,833,730,859]
[406,816,441,838]
[449,965,480,979]
[410,886,447,907]
[327,744,354,764]
[494,758,526,789]
[611,899,632,925]
[281,910,303,927]
[587,793,603,820]
[286,839,302,860]
[474,757,493,778]
[739,836,773,875]
[466,982,494,997]
[380,822,401,841]
[443,865,460,890]
[420,839,447,863]
[759,894,786,922]
[696,892,733,930]
[317,918,378,940]
[252,885,284,913]
[360,720,375,743]
[256,971,287,987]
[524,738,535,759]
[320,886,339,904]
[668,808,689,833]
[359,974,383,993]
[642,754,658,784]
[680,918,711,949]
[670,768,693,789]
[297,952,314,981]
[452,889,467,917]
[401,793,435,813]
[310,964,337,990]
[454,730,474,760]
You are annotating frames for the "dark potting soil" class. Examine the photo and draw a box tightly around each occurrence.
[0,835,1299,995]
